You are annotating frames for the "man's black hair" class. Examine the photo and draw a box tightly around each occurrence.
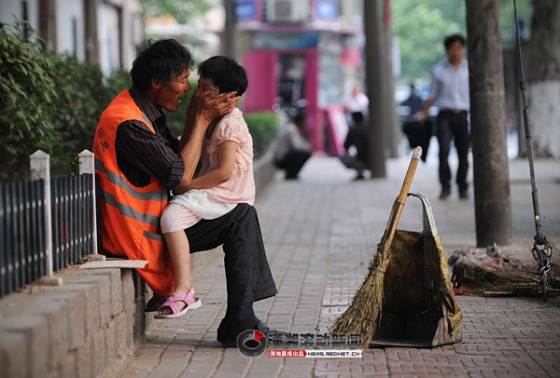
[198,56,248,96]
[444,34,466,49]
[130,39,194,91]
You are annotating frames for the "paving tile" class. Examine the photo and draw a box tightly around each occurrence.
[116,157,560,378]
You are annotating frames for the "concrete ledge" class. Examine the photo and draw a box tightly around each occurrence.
[0,151,277,378]
[0,267,147,378]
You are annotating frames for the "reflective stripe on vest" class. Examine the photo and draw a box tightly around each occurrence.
[95,159,164,202]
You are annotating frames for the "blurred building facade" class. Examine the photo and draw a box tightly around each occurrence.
[236,0,364,154]
[0,0,144,74]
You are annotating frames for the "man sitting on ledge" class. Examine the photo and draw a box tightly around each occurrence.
[93,39,277,346]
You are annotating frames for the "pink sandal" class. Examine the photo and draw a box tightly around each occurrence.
[155,289,201,319]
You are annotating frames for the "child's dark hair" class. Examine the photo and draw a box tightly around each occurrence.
[130,39,194,91]
[198,56,248,96]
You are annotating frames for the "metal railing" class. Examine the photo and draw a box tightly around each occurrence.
[0,179,47,297]
[0,150,98,298]
[51,174,94,271]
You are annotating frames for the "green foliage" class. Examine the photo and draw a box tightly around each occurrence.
[104,69,132,99]
[139,0,214,24]
[499,0,533,48]
[46,54,111,175]
[392,0,533,81]
[0,23,130,181]
[393,0,466,81]
[0,23,58,180]
[245,112,279,159]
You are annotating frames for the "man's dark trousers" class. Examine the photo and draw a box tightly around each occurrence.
[436,110,470,193]
[275,151,311,179]
[185,203,277,306]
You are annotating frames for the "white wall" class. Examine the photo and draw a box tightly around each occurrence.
[56,0,85,59]
[529,81,560,158]
[0,0,39,32]
[98,2,121,74]
[122,13,144,68]
[121,0,145,70]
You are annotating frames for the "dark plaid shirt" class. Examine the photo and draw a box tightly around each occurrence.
[115,87,185,190]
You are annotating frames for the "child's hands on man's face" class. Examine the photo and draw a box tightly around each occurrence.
[196,88,239,121]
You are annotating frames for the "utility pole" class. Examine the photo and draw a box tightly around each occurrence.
[223,0,236,58]
[364,0,386,177]
[465,0,513,246]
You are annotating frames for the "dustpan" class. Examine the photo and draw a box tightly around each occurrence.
[370,193,463,347]
[332,147,462,348]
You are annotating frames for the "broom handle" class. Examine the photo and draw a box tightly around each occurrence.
[379,147,422,253]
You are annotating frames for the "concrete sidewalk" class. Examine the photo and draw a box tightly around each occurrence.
[118,154,560,378]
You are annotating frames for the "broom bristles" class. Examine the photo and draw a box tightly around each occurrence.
[331,245,392,346]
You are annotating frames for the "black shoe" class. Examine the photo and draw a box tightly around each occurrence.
[353,173,365,181]
[217,319,271,348]
[144,293,166,312]
[459,189,469,199]
[439,187,451,200]
[217,315,230,343]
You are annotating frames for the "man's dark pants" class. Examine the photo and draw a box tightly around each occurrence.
[436,110,470,193]
[275,151,311,179]
[185,203,277,306]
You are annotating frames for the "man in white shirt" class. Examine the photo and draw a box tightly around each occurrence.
[342,85,369,117]
[420,34,470,200]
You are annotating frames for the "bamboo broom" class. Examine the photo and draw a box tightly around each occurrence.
[332,147,422,346]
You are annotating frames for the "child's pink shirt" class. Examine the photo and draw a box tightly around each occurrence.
[198,108,255,205]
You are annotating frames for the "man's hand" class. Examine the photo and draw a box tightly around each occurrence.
[418,97,434,125]
[172,185,190,195]
[416,111,428,124]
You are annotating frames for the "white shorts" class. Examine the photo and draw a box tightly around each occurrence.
[160,189,237,233]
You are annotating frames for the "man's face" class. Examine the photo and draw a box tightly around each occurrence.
[152,69,192,112]
[446,41,465,65]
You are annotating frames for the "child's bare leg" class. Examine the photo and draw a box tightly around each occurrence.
[159,231,192,315]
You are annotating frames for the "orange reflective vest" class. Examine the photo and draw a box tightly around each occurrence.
[93,89,175,296]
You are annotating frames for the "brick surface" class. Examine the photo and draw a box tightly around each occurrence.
[117,156,560,378]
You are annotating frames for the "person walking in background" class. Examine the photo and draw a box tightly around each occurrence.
[340,111,370,180]
[401,81,432,162]
[419,34,470,200]
[273,111,311,180]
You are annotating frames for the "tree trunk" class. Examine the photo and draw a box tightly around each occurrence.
[364,0,387,177]
[525,0,560,158]
[465,0,513,247]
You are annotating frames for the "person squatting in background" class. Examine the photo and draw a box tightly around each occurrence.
[339,111,370,180]
[273,112,311,180]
